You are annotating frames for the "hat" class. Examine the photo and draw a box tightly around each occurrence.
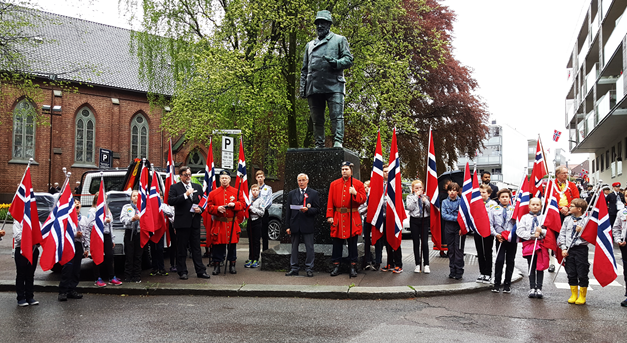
[341,161,354,168]
[602,184,611,190]
[613,182,621,187]
[219,170,231,177]
[314,10,333,24]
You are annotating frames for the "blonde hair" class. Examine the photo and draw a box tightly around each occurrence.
[411,180,423,188]
[251,184,260,190]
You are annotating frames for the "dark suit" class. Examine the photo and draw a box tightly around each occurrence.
[287,187,320,272]
[168,181,206,276]
[607,191,626,226]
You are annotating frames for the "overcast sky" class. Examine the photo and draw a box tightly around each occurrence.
[31,0,591,166]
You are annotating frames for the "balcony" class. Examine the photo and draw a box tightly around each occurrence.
[618,72,625,101]
[566,68,574,93]
[566,99,576,125]
[579,35,590,70]
[603,0,615,20]
[491,174,503,182]
[586,63,598,94]
[604,13,627,66]
[592,12,600,41]
[457,154,502,168]
[596,90,617,122]
[586,109,595,136]
[486,136,502,146]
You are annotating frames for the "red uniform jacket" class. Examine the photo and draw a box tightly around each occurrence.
[326,177,367,239]
[207,186,244,245]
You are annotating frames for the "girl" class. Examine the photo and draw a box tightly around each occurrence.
[406,180,431,274]
[245,184,265,268]
[120,190,143,283]
[518,197,548,299]
[441,182,463,280]
[86,191,122,287]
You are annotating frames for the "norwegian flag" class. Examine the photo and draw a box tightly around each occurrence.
[367,130,385,244]
[508,176,531,242]
[148,169,167,244]
[8,165,42,264]
[541,178,562,232]
[470,169,491,238]
[581,191,618,287]
[385,128,406,250]
[425,128,443,250]
[90,175,106,265]
[553,130,562,142]
[457,163,475,235]
[164,139,176,247]
[137,162,157,247]
[202,138,216,229]
[530,138,548,197]
[40,179,77,271]
[235,137,250,219]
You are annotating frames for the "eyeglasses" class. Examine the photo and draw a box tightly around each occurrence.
[181,173,191,177]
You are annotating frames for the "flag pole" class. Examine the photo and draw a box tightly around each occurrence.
[225,173,242,275]
[2,158,35,241]
[349,175,353,279]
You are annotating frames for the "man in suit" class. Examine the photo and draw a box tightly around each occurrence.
[608,182,626,227]
[167,166,210,280]
[300,10,354,148]
[285,173,320,277]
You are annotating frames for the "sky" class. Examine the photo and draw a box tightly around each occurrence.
[30,0,591,166]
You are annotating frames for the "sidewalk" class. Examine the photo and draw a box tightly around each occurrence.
[0,224,523,299]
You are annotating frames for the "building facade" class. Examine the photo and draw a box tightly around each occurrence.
[566,0,627,186]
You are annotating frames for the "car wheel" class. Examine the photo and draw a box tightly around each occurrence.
[268,219,281,241]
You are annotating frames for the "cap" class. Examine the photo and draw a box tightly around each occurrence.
[341,161,354,168]
[314,10,333,24]
[613,182,621,187]
[219,170,231,177]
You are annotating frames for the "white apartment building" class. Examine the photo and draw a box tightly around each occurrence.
[566,0,627,186]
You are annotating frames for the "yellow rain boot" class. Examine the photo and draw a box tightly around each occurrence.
[575,287,587,305]
[568,286,579,304]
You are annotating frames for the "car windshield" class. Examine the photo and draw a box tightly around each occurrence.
[35,194,55,224]
[106,193,131,229]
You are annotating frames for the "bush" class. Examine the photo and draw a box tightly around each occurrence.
[0,206,13,221]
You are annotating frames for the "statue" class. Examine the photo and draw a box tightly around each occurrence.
[300,10,354,149]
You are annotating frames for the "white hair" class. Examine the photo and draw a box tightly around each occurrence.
[297,173,309,180]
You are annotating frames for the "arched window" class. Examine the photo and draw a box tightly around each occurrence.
[12,99,36,161]
[75,107,95,164]
[186,149,206,173]
[131,113,149,159]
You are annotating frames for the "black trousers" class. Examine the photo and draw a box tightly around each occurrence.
[261,210,269,252]
[494,240,517,288]
[212,243,237,263]
[621,244,627,293]
[410,216,430,266]
[565,245,590,287]
[149,235,165,271]
[15,246,39,301]
[93,233,115,281]
[363,222,373,264]
[176,227,206,275]
[374,225,385,264]
[124,230,143,281]
[59,243,84,294]
[332,236,358,263]
[473,233,494,276]
[525,254,544,290]
[168,223,177,268]
[290,232,315,272]
[444,221,465,277]
[248,218,262,261]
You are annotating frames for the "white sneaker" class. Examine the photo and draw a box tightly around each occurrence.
[476,275,484,283]
[483,276,492,284]
[414,266,421,273]
[423,265,430,274]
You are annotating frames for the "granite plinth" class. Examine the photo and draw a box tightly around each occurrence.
[260,241,372,272]
[281,147,361,245]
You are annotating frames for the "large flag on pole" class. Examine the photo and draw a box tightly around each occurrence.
[235,137,250,220]
[90,174,106,265]
[531,137,548,197]
[457,163,475,235]
[40,179,77,271]
[470,169,491,238]
[9,165,42,264]
[137,161,156,247]
[164,139,176,247]
[505,176,530,242]
[581,191,618,287]
[541,178,562,232]
[148,169,167,244]
[367,130,385,244]
[425,128,443,251]
[202,138,216,230]
[385,128,406,250]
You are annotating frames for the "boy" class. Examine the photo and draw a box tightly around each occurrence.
[441,182,464,280]
[246,184,265,268]
[58,198,88,301]
[558,198,590,305]
[12,220,40,306]
[491,189,516,293]
[476,184,497,283]
[613,202,627,307]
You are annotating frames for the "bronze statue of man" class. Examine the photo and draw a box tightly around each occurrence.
[300,10,354,148]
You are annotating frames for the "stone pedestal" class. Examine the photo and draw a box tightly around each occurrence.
[261,241,373,273]
[261,147,363,271]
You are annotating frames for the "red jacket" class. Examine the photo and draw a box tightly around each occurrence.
[556,181,580,210]
[207,186,244,245]
[326,177,367,239]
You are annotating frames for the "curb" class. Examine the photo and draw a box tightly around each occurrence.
[0,269,524,300]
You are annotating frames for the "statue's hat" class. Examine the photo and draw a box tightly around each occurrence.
[315,10,333,24]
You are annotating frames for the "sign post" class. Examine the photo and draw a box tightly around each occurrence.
[221,136,234,169]
[99,148,113,169]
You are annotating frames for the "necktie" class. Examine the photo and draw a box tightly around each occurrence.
[502,207,507,223]
[301,189,305,202]
[532,215,539,231]
[418,195,422,215]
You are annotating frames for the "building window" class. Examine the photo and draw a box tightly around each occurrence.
[618,141,623,161]
[592,159,595,173]
[12,99,36,160]
[130,113,148,159]
[606,150,610,169]
[186,149,206,173]
[601,154,605,172]
[75,107,95,163]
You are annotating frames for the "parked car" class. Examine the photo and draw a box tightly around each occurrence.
[267,190,283,240]
[33,192,56,224]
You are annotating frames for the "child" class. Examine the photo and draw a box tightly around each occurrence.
[476,184,497,283]
[518,197,548,299]
[613,203,627,307]
[85,192,123,287]
[406,180,431,274]
[358,181,375,270]
[12,220,40,306]
[120,190,143,283]
[491,189,516,293]
[58,199,88,301]
[149,194,173,276]
[246,184,265,268]
[441,182,464,280]
[558,198,589,305]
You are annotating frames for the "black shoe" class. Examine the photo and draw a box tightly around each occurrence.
[307,271,314,277]
[285,270,299,276]
[197,273,211,279]
[491,287,500,293]
[448,274,455,279]
[330,264,340,276]
[372,263,380,271]
[212,263,221,275]
[503,287,511,294]
[454,275,462,280]
[621,298,627,307]
[67,291,83,299]
[58,293,67,302]
[180,273,189,280]
[350,264,358,277]
[229,261,237,274]
[548,265,555,273]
